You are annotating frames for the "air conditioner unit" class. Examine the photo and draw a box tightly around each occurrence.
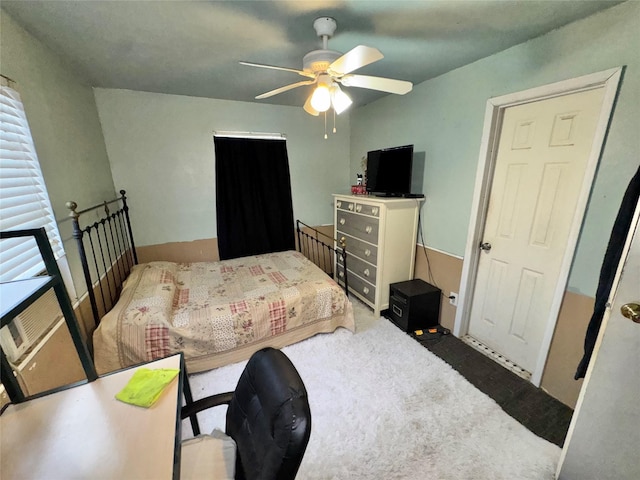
[0,289,62,364]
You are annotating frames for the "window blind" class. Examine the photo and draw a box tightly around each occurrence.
[0,84,64,282]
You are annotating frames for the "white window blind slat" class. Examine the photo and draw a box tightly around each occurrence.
[1,204,47,221]
[0,84,65,282]
[1,129,32,141]
[0,185,48,200]
[0,237,36,266]
[1,245,44,278]
[0,152,34,164]
[0,209,49,230]
[2,256,45,281]
[0,162,38,173]
[1,146,35,158]
[0,105,24,121]
[1,177,43,191]
[0,131,32,144]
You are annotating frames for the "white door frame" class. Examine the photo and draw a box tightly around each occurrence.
[454,67,623,386]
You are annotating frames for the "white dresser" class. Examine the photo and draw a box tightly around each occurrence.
[333,194,423,316]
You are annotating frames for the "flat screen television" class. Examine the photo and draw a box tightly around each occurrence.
[366,145,414,196]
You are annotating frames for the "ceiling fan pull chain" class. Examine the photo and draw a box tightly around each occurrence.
[324,111,328,139]
[333,108,337,134]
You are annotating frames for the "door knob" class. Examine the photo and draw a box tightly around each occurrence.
[480,242,492,252]
[620,303,640,323]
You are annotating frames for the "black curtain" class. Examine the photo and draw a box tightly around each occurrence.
[214,136,295,260]
[575,165,640,379]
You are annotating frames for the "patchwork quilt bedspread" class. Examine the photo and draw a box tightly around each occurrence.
[93,250,354,373]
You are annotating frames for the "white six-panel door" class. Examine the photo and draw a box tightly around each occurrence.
[468,87,606,373]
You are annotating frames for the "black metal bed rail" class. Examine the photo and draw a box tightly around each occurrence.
[66,190,138,325]
[296,220,348,296]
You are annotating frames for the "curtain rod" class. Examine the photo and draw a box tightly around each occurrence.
[214,130,286,140]
[1,74,17,88]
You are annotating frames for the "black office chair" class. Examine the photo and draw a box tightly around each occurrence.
[181,347,312,480]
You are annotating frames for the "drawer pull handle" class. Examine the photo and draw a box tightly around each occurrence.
[392,305,403,317]
[337,201,342,208]
[339,271,344,278]
[364,249,371,257]
[363,268,370,277]
[339,218,346,225]
[365,225,372,234]
[372,208,379,215]
[363,286,370,295]
[356,205,362,212]
[348,204,354,211]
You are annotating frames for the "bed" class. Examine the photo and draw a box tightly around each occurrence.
[68,191,354,374]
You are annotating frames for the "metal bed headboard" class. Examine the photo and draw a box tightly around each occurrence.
[66,190,138,325]
[296,220,348,296]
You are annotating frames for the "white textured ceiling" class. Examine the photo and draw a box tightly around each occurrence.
[1,0,624,108]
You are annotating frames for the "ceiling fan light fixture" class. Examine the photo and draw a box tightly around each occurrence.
[310,77,332,112]
[303,95,320,116]
[331,85,352,114]
[242,16,412,123]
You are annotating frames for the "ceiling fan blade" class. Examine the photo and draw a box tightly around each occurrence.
[240,61,315,79]
[303,95,319,116]
[340,74,413,95]
[328,45,383,76]
[255,80,316,100]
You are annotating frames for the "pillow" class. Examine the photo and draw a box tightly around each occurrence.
[139,261,179,286]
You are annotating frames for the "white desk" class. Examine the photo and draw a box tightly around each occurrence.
[0,354,182,479]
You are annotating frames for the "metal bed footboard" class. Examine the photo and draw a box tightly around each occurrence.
[296,220,348,296]
[66,190,138,325]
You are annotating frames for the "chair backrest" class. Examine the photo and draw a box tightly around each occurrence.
[226,347,311,480]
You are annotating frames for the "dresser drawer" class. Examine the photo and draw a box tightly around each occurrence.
[335,233,378,265]
[337,253,377,283]
[337,265,376,304]
[335,199,356,212]
[354,203,380,217]
[336,211,379,243]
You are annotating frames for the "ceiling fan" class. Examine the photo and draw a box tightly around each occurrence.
[240,17,413,117]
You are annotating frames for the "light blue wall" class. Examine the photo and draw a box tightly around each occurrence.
[0,11,115,295]
[350,1,639,296]
[4,2,638,297]
[94,88,350,247]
